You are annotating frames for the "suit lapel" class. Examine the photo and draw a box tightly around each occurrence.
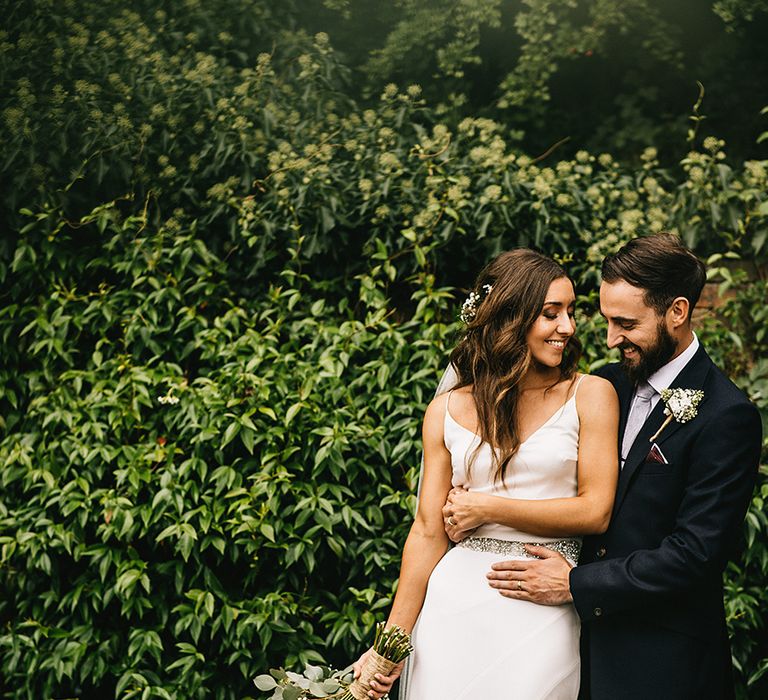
[603,364,634,449]
[616,379,633,444]
[611,345,713,517]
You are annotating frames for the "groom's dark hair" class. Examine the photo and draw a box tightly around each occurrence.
[601,233,706,320]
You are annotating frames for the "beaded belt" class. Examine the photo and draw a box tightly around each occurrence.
[456,536,581,565]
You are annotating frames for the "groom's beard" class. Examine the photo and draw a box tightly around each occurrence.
[619,321,677,385]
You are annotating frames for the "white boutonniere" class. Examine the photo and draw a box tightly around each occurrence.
[649,388,705,442]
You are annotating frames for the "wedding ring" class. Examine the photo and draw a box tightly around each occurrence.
[447,516,456,526]
[517,580,523,591]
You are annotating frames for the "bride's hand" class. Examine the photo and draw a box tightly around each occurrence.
[442,487,486,541]
[352,648,404,699]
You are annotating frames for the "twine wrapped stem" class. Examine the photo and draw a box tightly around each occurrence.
[341,623,412,700]
[344,649,399,700]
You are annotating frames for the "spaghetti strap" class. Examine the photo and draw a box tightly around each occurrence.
[445,389,454,413]
[572,373,586,399]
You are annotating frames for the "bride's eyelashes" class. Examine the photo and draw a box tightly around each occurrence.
[543,308,576,321]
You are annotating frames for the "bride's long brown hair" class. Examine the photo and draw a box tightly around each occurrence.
[449,249,581,482]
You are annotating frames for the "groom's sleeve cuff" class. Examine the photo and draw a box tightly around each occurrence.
[569,564,604,622]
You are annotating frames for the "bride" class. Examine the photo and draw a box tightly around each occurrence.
[352,249,619,699]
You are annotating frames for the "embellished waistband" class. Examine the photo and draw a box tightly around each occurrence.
[456,536,581,564]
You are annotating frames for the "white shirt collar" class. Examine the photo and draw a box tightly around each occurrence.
[646,332,700,394]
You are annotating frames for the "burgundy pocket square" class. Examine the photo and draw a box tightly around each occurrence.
[646,442,668,464]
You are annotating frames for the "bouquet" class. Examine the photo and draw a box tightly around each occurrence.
[254,623,412,700]
[341,624,412,700]
[253,665,352,700]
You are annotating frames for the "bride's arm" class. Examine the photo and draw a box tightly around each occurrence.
[444,375,619,539]
[350,394,454,699]
[384,394,454,632]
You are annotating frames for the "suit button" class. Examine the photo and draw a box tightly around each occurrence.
[594,607,603,617]
[597,546,607,558]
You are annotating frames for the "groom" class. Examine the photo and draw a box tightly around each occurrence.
[487,233,762,699]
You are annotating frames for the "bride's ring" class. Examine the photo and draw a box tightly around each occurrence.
[447,516,456,526]
[517,580,523,591]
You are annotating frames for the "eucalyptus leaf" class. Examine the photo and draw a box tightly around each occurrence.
[304,664,323,681]
[282,687,301,700]
[254,675,278,691]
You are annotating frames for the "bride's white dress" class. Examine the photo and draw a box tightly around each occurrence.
[401,379,584,700]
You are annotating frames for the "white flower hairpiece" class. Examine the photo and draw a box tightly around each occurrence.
[649,387,704,442]
[460,284,493,323]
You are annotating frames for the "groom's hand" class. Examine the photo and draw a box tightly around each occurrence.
[486,545,574,605]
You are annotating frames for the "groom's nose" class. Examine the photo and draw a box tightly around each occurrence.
[606,324,623,349]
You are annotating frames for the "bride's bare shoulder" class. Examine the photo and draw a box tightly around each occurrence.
[576,373,615,395]
[425,385,474,422]
[574,373,619,416]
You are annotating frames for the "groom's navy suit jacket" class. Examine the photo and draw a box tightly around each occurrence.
[571,346,762,700]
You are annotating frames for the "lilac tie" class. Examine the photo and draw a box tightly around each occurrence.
[621,382,657,465]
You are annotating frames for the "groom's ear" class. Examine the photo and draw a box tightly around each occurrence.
[667,296,690,327]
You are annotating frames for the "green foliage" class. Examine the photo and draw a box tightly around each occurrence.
[295,0,768,159]
[714,0,768,27]
[363,0,502,96]
[0,197,455,698]
[314,0,683,118]
[0,2,766,698]
[496,0,680,114]
[694,271,768,700]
